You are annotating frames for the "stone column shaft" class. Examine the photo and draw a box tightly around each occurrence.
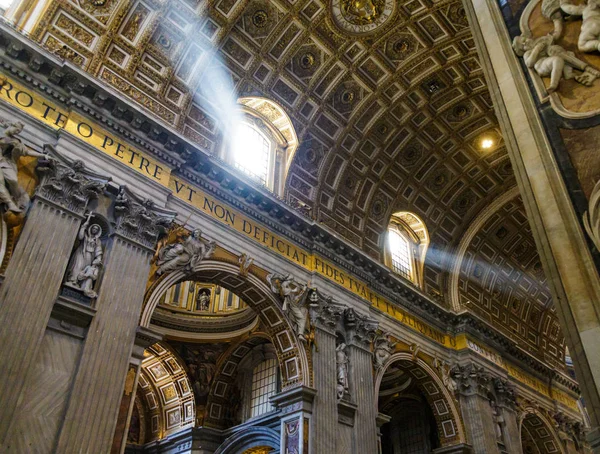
[311,328,337,454]
[499,406,522,454]
[348,344,377,453]
[0,199,81,444]
[55,235,153,453]
[462,0,600,446]
[458,393,501,454]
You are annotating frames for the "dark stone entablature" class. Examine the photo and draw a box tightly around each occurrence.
[0,22,578,394]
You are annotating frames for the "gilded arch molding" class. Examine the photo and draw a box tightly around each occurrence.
[142,259,311,390]
[374,352,467,447]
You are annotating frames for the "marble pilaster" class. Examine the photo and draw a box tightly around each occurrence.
[55,188,174,454]
[310,299,343,454]
[493,378,522,454]
[0,150,109,447]
[462,0,600,447]
[452,364,501,454]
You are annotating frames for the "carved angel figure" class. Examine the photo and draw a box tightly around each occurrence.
[156,228,216,275]
[373,334,396,371]
[0,121,48,213]
[561,0,600,53]
[542,0,566,38]
[266,273,308,340]
[66,213,103,298]
[434,357,458,394]
[238,253,253,277]
[336,342,349,400]
[513,34,600,92]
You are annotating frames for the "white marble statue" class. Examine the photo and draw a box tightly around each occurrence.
[238,253,253,277]
[513,34,599,92]
[66,213,103,297]
[373,334,396,371]
[542,0,566,38]
[266,273,308,340]
[561,0,600,53]
[156,228,216,275]
[336,342,349,400]
[0,121,48,213]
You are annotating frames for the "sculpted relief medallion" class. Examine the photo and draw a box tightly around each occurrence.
[331,0,395,34]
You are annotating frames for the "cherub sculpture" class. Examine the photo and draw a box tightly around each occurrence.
[156,228,216,275]
[513,34,599,92]
[266,273,308,340]
[561,0,600,53]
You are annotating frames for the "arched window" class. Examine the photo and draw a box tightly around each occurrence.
[249,358,278,418]
[235,343,280,422]
[233,122,273,187]
[225,97,298,196]
[384,212,429,288]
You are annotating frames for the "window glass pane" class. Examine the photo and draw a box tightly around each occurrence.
[234,123,270,186]
[250,358,278,418]
[388,229,412,280]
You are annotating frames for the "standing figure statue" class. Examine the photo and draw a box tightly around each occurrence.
[195,287,211,311]
[156,228,216,275]
[266,273,308,340]
[0,121,48,213]
[66,213,103,297]
[336,342,349,400]
[561,0,600,53]
[513,34,600,92]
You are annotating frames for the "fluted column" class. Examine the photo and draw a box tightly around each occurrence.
[0,151,109,446]
[453,363,501,454]
[310,300,344,454]
[55,188,174,454]
[493,378,522,454]
[345,314,378,454]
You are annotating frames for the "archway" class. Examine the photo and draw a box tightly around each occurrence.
[375,352,467,451]
[142,259,310,392]
[213,426,279,454]
[520,409,565,454]
[127,343,195,445]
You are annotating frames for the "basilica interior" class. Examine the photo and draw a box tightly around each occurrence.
[0,0,599,452]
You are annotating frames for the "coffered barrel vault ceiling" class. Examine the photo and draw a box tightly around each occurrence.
[26,0,563,364]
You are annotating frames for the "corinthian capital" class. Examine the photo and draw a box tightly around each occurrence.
[451,363,492,396]
[112,186,175,249]
[307,289,346,331]
[493,377,517,409]
[36,145,110,214]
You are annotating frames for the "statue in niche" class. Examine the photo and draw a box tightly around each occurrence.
[373,334,396,371]
[0,121,49,213]
[195,287,211,311]
[490,399,505,442]
[66,213,103,298]
[561,0,600,53]
[156,228,216,275]
[512,34,599,92]
[266,273,308,341]
[336,342,350,400]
